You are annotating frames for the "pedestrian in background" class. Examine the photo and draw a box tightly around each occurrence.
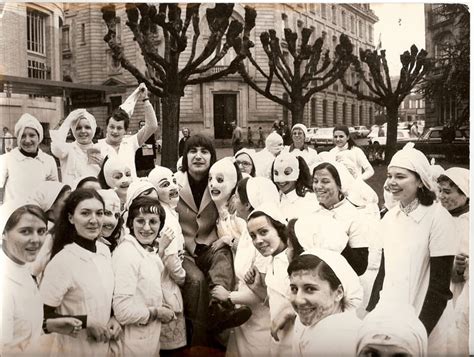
[247,126,254,147]
[258,126,265,148]
[178,127,190,157]
[2,126,13,153]
[232,122,244,154]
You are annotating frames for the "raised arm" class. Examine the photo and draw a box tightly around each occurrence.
[50,109,84,159]
[136,86,158,147]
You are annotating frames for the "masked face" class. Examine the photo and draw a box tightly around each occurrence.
[155,171,180,207]
[105,161,132,197]
[289,267,343,327]
[208,160,237,204]
[273,154,299,194]
[3,213,47,264]
[268,140,284,156]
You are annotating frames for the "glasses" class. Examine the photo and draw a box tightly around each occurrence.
[236,160,252,168]
[133,217,161,227]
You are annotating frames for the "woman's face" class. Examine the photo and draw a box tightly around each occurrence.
[75,118,94,145]
[292,128,305,148]
[235,153,254,175]
[68,198,104,240]
[106,118,126,145]
[20,127,40,153]
[132,212,161,245]
[386,167,421,207]
[438,181,468,212]
[289,267,343,327]
[187,146,212,178]
[3,213,47,264]
[358,344,412,357]
[333,130,349,148]
[156,172,180,207]
[208,162,237,204]
[313,168,341,208]
[248,215,285,257]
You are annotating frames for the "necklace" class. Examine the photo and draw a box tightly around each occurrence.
[399,198,420,215]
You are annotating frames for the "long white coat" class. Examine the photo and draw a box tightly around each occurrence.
[112,235,164,357]
[39,242,114,357]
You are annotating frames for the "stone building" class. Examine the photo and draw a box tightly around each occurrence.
[424,4,468,128]
[62,3,378,139]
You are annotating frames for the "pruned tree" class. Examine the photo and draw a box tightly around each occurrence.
[421,4,469,127]
[102,3,256,168]
[238,27,354,125]
[341,47,431,162]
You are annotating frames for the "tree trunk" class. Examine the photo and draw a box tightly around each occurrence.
[160,93,181,169]
[291,100,305,126]
[385,105,399,164]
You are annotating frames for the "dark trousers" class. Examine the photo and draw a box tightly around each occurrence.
[181,244,235,347]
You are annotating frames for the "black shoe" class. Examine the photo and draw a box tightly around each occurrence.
[209,303,252,332]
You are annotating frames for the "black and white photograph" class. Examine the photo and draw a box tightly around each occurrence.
[0,1,470,356]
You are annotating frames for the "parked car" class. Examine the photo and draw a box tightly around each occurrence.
[314,127,335,147]
[354,126,370,138]
[369,129,412,146]
[306,127,318,144]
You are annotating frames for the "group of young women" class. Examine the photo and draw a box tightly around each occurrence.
[1,98,470,357]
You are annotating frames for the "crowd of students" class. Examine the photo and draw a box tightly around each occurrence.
[1,83,470,356]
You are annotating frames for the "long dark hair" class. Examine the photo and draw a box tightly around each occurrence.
[287,218,305,260]
[181,134,217,173]
[414,171,436,206]
[51,189,104,258]
[236,177,251,208]
[333,125,356,149]
[98,156,111,189]
[271,156,313,197]
[248,211,288,246]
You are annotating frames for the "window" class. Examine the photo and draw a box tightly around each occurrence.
[351,104,356,125]
[28,59,48,79]
[342,102,347,124]
[322,99,327,125]
[27,9,46,54]
[341,11,346,29]
[81,23,86,44]
[333,101,337,123]
[311,98,317,125]
[62,26,70,51]
[331,5,337,24]
[359,105,364,124]
[282,13,288,31]
[358,20,364,39]
[309,3,316,14]
[321,4,327,19]
[350,16,355,33]
[368,24,373,43]
[369,107,373,123]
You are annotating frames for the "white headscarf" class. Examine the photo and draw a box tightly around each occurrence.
[442,167,470,198]
[273,152,300,183]
[246,176,280,209]
[68,109,97,141]
[356,302,428,357]
[292,123,308,138]
[302,248,363,310]
[314,160,355,196]
[15,113,44,145]
[119,83,146,118]
[98,189,121,214]
[124,179,157,211]
[27,181,70,212]
[248,202,287,225]
[388,143,436,192]
[0,201,40,235]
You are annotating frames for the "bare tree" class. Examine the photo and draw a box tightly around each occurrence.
[238,27,354,125]
[341,46,430,162]
[102,3,256,168]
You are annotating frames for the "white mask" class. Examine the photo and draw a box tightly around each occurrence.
[104,158,132,197]
[208,158,238,205]
[148,167,180,208]
[266,132,284,156]
[273,153,299,183]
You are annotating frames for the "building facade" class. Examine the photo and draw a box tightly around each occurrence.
[0,3,64,133]
[62,3,378,139]
[424,4,467,128]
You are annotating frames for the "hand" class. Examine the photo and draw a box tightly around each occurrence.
[88,153,104,166]
[454,253,469,275]
[137,83,148,99]
[244,265,257,285]
[211,238,227,254]
[211,285,230,302]
[159,226,175,251]
[106,317,122,341]
[46,317,82,337]
[156,306,175,323]
[86,321,110,343]
[271,307,296,342]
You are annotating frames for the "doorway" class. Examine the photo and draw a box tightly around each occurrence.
[214,93,237,139]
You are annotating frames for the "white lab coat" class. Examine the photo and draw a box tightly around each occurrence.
[39,241,114,357]
[379,202,458,355]
[283,146,321,172]
[330,145,373,180]
[112,234,164,357]
[226,229,272,357]
[2,252,44,355]
[279,190,318,221]
[0,148,58,203]
[50,136,100,188]
[97,135,140,179]
[253,149,276,179]
[265,250,294,357]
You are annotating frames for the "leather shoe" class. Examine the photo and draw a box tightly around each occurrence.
[209,302,252,332]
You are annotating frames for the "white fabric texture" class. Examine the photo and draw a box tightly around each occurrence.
[27,181,69,212]
[279,190,318,221]
[246,176,281,209]
[119,84,145,118]
[443,167,470,198]
[97,134,140,179]
[124,179,156,211]
[14,113,44,144]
